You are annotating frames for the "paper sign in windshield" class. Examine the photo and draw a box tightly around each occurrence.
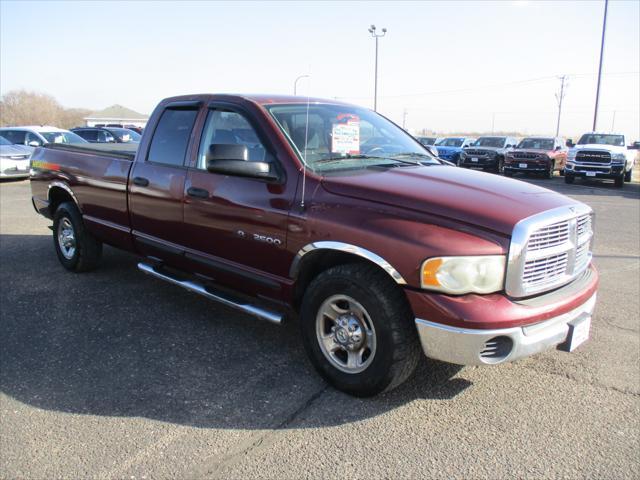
[331,114,360,154]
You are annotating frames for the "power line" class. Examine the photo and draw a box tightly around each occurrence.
[555,75,568,136]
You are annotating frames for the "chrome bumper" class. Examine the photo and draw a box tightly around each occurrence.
[415,293,597,366]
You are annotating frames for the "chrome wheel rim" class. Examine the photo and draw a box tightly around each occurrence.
[57,217,76,259]
[315,294,376,374]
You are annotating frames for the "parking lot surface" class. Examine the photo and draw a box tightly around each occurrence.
[1,175,639,479]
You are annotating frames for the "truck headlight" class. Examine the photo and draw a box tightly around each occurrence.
[612,153,626,163]
[421,255,505,294]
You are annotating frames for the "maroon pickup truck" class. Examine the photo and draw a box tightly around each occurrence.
[30,94,598,396]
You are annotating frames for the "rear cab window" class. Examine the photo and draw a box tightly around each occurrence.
[147,108,198,166]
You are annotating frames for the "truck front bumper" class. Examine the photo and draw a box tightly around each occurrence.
[407,265,598,365]
[415,293,596,365]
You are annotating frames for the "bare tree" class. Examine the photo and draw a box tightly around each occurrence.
[0,90,65,126]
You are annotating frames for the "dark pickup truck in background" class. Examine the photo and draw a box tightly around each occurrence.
[30,94,598,396]
[459,136,518,173]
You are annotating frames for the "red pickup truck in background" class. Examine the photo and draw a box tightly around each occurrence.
[30,94,598,396]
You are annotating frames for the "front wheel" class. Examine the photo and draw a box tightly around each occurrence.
[564,174,575,184]
[495,157,504,174]
[53,202,102,272]
[624,167,632,182]
[300,263,421,397]
[614,174,624,188]
[545,161,555,179]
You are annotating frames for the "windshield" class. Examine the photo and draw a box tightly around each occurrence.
[437,137,464,147]
[0,136,11,146]
[577,134,624,146]
[473,137,506,148]
[417,137,437,145]
[40,131,88,144]
[108,128,141,143]
[267,104,439,172]
[518,138,554,150]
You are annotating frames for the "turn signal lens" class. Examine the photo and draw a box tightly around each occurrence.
[421,256,506,294]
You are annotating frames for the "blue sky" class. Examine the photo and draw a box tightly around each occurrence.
[1,0,638,138]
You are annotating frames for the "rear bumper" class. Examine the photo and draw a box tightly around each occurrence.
[415,293,596,365]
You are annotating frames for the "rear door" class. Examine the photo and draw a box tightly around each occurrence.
[181,103,296,297]
[128,103,200,261]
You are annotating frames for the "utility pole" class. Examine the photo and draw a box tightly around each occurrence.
[368,25,387,112]
[402,109,408,130]
[593,0,609,131]
[611,110,616,132]
[555,75,567,137]
[491,113,495,133]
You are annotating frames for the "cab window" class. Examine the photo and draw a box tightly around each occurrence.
[147,108,198,166]
[197,109,268,169]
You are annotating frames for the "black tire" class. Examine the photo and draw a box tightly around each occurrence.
[495,157,504,175]
[564,174,575,184]
[300,263,421,397]
[559,168,565,176]
[624,167,632,182]
[545,161,555,179]
[53,202,102,272]
[504,170,513,177]
[614,174,624,188]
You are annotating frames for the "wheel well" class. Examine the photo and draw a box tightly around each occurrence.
[48,187,75,216]
[292,250,401,311]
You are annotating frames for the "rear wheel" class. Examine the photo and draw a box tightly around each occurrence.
[300,263,421,397]
[53,202,102,272]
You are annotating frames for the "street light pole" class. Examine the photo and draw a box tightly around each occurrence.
[592,0,609,131]
[368,25,387,112]
[293,74,310,96]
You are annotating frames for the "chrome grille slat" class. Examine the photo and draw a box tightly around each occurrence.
[505,205,594,298]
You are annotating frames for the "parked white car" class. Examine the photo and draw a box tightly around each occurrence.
[0,126,87,151]
[0,135,31,179]
[565,132,636,187]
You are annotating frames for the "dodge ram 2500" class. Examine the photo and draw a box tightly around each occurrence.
[30,94,599,396]
[565,132,636,187]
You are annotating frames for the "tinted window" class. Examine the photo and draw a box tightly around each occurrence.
[197,110,267,169]
[76,130,98,142]
[96,130,115,143]
[40,131,87,144]
[147,109,198,166]
[1,130,27,144]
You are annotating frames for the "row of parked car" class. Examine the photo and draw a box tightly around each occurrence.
[0,124,143,179]
[416,133,638,188]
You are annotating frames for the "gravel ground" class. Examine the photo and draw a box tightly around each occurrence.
[1,175,638,479]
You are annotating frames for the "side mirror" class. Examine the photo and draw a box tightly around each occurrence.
[566,139,574,148]
[28,140,41,147]
[206,144,280,181]
[627,142,640,150]
[555,146,561,151]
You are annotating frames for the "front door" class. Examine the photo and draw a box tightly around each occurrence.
[181,106,296,298]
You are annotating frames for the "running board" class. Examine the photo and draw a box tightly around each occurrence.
[137,262,283,324]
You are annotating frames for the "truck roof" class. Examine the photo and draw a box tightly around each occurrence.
[160,93,352,107]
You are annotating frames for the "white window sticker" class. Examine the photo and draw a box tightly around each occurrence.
[331,114,360,154]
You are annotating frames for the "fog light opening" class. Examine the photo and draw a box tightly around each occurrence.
[480,336,513,364]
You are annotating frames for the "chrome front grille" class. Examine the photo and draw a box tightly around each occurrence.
[506,206,594,298]
[576,150,611,164]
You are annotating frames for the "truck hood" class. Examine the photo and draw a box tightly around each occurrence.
[320,165,579,236]
[574,143,627,153]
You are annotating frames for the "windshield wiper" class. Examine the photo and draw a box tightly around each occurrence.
[312,154,387,165]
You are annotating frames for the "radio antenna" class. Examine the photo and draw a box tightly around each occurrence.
[300,75,311,209]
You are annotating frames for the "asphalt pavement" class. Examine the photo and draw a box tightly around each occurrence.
[1,174,638,479]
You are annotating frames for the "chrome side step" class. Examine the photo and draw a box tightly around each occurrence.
[137,262,283,324]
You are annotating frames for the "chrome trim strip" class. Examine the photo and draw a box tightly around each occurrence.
[290,241,407,285]
[506,204,593,298]
[83,214,131,233]
[48,181,79,206]
[138,262,283,324]
[414,293,596,365]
